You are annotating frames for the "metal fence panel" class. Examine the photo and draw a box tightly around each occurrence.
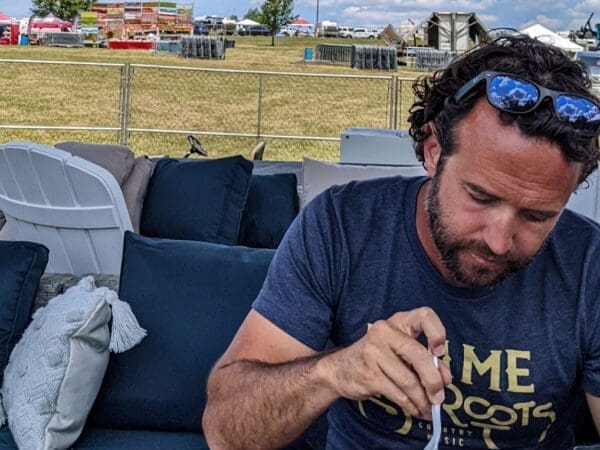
[128,65,259,136]
[0,60,123,133]
[397,77,416,130]
[0,59,418,159]
[259,73,393,139]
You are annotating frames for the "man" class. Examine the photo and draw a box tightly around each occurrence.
[203,36,600,448]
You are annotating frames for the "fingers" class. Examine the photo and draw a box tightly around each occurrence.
[376,352,432,419]
[390,307,447,357]
[438,359,453,386]
[374,374,424,419]
[377,309,448,403]
[330,307,450,422]
[370,319,446,409]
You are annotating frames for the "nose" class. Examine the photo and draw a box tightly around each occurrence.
[482,209,516,256]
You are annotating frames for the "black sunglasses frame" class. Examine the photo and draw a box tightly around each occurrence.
[453,70,600,137]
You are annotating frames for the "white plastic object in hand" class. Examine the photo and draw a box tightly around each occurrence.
[423,355,441,450]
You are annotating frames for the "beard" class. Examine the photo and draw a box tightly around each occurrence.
[424,170,542,288]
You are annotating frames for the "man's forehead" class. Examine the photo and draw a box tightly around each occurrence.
[445,100,582,204]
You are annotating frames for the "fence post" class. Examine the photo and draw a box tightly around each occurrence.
[388,75,397,129]
[256,73,264,143]
[395,76,402,130]
[118,63,133,146]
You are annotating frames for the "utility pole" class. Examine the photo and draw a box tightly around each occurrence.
[315,0,319,36]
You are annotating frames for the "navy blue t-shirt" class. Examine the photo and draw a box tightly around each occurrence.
[252,176,600,449]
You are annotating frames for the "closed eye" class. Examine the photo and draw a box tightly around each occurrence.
[469,193,497,205]
[520,210,556,223]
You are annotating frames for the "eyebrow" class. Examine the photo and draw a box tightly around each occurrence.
[463,182,559,219]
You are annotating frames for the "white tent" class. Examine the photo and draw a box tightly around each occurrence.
[237,19,260,26]
[520,24,583,52]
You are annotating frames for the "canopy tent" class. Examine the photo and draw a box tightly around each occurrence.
[30,13,72,31]
[0,12,14,25]
[520,24,583,52]
[292,17,310,25]
[237,18,259,26]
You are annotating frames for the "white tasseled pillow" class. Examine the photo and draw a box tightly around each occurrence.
[0,276,146,449]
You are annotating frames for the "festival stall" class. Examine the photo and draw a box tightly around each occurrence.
[92,1,193,41]
[0,12,18,45]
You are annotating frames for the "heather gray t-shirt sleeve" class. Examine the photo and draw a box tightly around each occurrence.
[252,189,346,351]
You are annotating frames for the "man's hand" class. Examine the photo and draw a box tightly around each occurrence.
[320,307,452,419]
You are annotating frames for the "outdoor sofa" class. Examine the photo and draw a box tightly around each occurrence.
[0,142,597,448]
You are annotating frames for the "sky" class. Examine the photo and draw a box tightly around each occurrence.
[1,0,599,32]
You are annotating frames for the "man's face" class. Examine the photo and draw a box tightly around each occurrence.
[422,99,582,288]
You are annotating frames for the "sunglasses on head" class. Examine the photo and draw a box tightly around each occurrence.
[453,71,600,137]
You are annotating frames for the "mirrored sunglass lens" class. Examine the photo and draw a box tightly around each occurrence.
[556,95,600,135]
[489,75,539,112]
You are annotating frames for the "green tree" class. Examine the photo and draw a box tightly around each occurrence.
[31,0,94,22]
[259,0,296,46]
[243,8,262,23]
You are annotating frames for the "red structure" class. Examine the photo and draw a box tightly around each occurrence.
[108,39,154,49]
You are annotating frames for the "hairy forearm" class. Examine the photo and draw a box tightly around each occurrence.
[203,351,339,449]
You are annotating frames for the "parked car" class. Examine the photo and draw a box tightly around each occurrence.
[239,25,272,36]
[280,26,297,36]
[576,51,600,94]
[351,27,377,39]
[338,26,354,38]
[193,24,209,35]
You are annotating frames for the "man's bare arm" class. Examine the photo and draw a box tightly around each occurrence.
[202,307,452,449]
[203,310,335,448]
[204,349,338,448]
[586,393,600,433]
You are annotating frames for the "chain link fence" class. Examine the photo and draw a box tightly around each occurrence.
[0,59,417,160]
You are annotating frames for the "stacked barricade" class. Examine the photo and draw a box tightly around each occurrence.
[412,48,458,71]
[351,45,398,71]
[41,33,83,48]
[157,40,182,53]
[315,44,353,64]
[180,36,226,59]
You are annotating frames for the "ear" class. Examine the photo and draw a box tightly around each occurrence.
[422,123,442,178]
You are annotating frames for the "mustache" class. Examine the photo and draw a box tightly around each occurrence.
[452,240,521,266]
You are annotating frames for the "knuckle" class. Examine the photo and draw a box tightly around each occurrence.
[368,320,393,341]
[400,373,419,390]
[405,339,428,358]
[368,320,386,336]
[423,373,443,392]
[418,306,436,320]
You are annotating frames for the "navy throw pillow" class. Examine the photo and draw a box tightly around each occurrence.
[238,174,299,249]
[140,156,253,244]
[88,231,274,432]
[0,241,49,386]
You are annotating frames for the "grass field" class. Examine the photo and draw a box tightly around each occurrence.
[0,36,423,160]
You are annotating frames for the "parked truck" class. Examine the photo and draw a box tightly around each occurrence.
[351,27,378,39]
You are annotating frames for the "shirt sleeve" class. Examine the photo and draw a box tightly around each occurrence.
[252,188,347,351]
[581,247,600,397]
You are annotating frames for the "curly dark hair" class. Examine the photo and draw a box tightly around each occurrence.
[408,35,600,183]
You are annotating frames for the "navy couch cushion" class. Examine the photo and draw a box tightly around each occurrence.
[76,428,207,449]
[140,156,253,245]
[0,425,326,450]
[238,174,299,248]
[0,426,15,449]
[0,241,48,386]
[88,232,274,432]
